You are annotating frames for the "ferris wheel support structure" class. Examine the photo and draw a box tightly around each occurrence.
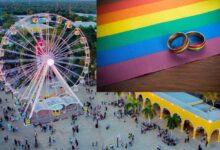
[29,58,83,119]
[29,63,49,119]
[50,62,83,106]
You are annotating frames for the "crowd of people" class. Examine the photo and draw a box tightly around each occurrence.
[0,82,215,150]
[141,122,157,133]
[157,128,177,146]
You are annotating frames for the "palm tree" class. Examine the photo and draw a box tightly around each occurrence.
[202,92,220,106]
[210,93,219,107]
[203,92,211,103]
[124,96,138,115]
[117,92,122,97]
[165,114,181,137]
[142,103,154,123]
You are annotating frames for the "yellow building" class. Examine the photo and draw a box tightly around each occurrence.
[133,92,220,143]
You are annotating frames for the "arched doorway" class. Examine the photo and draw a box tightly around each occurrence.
[152,103,161,116]
[138,95,143,111]
[162,108,170,119]
[195,127,207,141]
[130,92,135,98]
[173,113,182,128]
[142,98,151,110]
[210,130,219,143]
[138,95,143,103]
[145,98,151,105]
[183,120,194,137]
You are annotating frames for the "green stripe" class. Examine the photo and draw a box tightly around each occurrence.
[98,9,220,51]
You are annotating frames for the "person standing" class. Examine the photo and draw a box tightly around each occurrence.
[205,140,208,147]
[25,137,28,145]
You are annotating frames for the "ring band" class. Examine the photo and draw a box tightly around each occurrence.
[186,31,205,51]
[167,32,189,54]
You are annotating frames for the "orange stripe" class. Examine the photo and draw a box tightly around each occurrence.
[97,0,160,15]
[98,0,202,25]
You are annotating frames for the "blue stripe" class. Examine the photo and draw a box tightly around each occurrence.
[97,22,220,67]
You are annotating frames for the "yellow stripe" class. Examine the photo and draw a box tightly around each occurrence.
[97,0,220,38]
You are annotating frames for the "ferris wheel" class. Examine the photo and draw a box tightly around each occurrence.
[0,13,90,118]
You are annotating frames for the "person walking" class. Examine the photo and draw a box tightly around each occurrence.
[49,136,52,146]
[75,138,78,147]
[35,137,38,148]
[72,144,75,150]
[198,144,202,150]
[76,125,79,133]
[14,139,17,146]
[72,127,75,135]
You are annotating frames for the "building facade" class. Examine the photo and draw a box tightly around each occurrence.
[134,92,220,144]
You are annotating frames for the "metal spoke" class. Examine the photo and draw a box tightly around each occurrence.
[6,37,36,55]
[54,39,80,56]
[56,60,84,68]
[55,65,77,85]
[55,62,80,77]
[1,48,37,59]
[3,58,36,63]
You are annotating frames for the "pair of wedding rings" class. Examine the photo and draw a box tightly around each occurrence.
[167,31,205,54]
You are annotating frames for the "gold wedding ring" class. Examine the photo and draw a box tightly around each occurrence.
[167,32,189,54]
[186,31,205,51]
[167,31,205,54]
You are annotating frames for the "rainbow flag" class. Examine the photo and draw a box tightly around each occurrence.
[97,0,220,86]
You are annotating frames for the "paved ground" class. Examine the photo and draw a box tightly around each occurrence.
[0,86,220,150]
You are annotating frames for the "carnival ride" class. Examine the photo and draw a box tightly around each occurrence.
[0,13,90,119]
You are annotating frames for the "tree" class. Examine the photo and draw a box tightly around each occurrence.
[142,102,154,123]
[203,92,210,103]
[124,96,138,115]
[202,92,220,106]
[27,9,33,15]
[2,12,15,29]
[165,113,181,137]
[116,92,121,97]
[210,93,219,107]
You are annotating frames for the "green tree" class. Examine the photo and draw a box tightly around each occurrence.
[27,9,33,15]
[203,92,210,103]
[202,92,220,106]
[116,92,121,97]
[124,96,138,114]
[165,113,181,137]
[2,12,15,29]
[142,102,154,123]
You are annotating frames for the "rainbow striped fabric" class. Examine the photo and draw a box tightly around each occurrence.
[97,0,220,86]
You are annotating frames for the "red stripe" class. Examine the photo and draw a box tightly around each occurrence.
[98,0,160,15]
[97,37,220,86]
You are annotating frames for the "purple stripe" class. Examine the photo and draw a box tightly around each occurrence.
[97,37,220,86]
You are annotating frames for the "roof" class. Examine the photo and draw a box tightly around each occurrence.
[75,13,96,17]
[73,21,96,27]
[153,92,220,122]
[34,96,78,112]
